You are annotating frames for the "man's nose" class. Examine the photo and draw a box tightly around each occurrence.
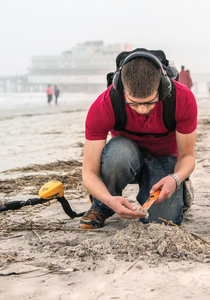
[137,104,148,114]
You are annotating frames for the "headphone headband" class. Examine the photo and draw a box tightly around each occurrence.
[121,51,167,76]
[112,49,172,100]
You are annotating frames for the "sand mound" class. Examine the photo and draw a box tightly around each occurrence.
[75,221,210,264]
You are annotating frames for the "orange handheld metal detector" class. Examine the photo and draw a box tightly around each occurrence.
[140,190,160,213]
[0,180,85,219]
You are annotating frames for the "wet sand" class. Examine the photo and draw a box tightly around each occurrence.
[0,95,210,299]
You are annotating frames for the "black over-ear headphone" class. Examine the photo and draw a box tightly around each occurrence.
[112,51,172,100]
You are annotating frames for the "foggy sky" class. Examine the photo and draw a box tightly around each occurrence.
[1,0,210,76]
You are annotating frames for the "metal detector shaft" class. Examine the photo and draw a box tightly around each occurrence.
[0,180,86,218]
[0,198,48,212]
[0,196,86,219]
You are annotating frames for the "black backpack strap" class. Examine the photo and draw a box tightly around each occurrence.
[118,128,171,137]
[162,80,176,132]
[110,87,127,131]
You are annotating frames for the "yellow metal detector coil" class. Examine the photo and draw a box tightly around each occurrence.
[39,180,64,199]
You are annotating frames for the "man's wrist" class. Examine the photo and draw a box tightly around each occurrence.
[169,173,181,190]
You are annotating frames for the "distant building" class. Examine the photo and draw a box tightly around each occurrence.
[28,41,131,93]
[0,41,130,93]
[3,42,208,95]
[0,75,29,93]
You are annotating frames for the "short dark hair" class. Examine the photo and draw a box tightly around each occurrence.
[121,58,161,98]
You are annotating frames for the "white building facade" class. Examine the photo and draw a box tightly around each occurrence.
[28,41,131,92]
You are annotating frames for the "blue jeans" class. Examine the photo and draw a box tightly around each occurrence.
[92,136,183,225]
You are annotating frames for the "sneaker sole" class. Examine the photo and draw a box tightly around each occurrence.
[80,223,96,229]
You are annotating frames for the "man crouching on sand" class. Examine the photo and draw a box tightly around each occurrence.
[80,49,197,229]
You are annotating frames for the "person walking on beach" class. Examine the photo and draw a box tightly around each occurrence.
[178,65,188,86]
[186,70,193,90]
[80,48,197,229]
[54,85,60,105]
[179,66,193,90]
[46,84,53,105]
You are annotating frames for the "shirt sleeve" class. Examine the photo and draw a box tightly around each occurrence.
[85,90,115,140]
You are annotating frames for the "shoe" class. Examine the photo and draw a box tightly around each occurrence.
[80,206,111,229]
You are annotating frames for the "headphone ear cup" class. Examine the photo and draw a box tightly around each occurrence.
[112,70,124,95]
[158,76,172,100]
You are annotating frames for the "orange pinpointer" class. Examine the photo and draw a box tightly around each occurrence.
[140,190,160,213]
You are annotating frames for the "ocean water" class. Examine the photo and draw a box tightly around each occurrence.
[0,92,97,173]
[0,92,97,120]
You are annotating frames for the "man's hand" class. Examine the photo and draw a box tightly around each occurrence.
[108,196,146,219]
[150,175,177,204]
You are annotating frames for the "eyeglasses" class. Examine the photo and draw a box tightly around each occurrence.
[125,93,159,107]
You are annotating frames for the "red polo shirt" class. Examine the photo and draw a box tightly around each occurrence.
[85,81,197,157]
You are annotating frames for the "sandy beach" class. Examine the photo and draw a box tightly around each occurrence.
[0,92,210,300]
